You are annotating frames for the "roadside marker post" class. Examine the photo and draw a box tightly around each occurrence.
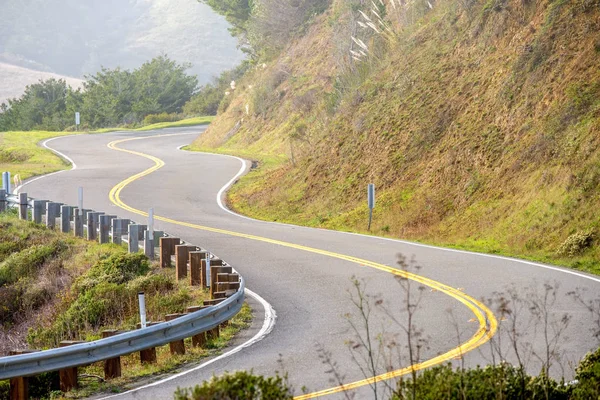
[205,253,211,289]
[138,292,147,329]
[2,172,10,194]
[75,112,80,131]
[368,183,375,231]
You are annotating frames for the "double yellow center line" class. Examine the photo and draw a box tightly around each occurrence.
[107,136,498,399]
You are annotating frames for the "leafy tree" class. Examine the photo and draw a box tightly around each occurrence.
[132,56,198,116]
[183,61,250,116]
[0,78,70,131]
[1,55,199,131]
[200,0,254,37]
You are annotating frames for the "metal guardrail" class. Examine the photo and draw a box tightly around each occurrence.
[0,279,244,379]
[0,189,246,381]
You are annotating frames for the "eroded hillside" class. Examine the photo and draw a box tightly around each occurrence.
[194,0,600,272]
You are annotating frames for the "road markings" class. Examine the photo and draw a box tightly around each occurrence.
[107,135,498,398]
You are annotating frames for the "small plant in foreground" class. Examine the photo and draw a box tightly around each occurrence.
[174,371,293,400]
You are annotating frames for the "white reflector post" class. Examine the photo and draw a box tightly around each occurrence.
[78,187,83,215]
[205,253,211,288]
[138,291,147,329]
[148,208,154,236]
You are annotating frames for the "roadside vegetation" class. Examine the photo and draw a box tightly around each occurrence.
[194,0,600,275]
[0,56,200,132]
[0,211,251,399]
[173,262,600,399]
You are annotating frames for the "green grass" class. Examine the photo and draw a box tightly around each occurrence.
[0,130,82,181]
[0,116,214,183]
[0,211,253,398]
[94,116,215,133]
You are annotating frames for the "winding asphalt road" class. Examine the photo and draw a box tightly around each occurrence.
[21,127,600,399]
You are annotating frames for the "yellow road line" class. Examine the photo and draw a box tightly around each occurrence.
[107,136,498,399]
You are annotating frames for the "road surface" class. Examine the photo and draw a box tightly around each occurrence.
[21,127,600,399]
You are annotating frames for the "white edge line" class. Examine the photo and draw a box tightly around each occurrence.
[14,136,78,194]
[98,288,277,399]
[179,148,600,286]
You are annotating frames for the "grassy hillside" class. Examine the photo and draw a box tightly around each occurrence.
[192,0,600,274]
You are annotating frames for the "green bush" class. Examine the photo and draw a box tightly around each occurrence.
[392,363,571,400]
[174,371,293,400]
[557,229,595,257]
[143,112,182,125]
[572,348,600,399]
[0,241,66,286]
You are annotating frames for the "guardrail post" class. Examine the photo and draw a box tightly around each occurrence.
[102,330,122,379]
[207,325,220,342]
[18,193,28,220]
[209,263,230,299]
[32,200,44,224]
[175,245,195,280]
[128,225,140,253]
[59,341,84,391]
[46,202,61,229]
[136,322,160,364]
[87,212,103,241]
[112,219,127,245]
[159,237,180,268]
[60,205,72,233]
[186,306,208,347]
[8,350,40,400]
[99,215,116,244]
[74,210,84,237]
[165,314,186,355]
[189,251,206,286]
[144,230,154,259]
[0,189,6,213]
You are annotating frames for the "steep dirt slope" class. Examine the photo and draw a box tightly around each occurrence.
[194,0,600,272]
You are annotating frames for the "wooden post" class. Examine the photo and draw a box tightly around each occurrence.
[0,189,5,213]
[87,212,102,241]
[59,341,84,391]
[137,322,160,364]
[186,306,208,347]
[206,325,220,342]
[102,330,122,379]
[159,237,180,268]
[189,251,205,286]
[46,202,61,229]
[175,245,195,280]
[8,350,40,400]
[18,193,28,220]
[60,205,72,233]
[165,314,185,355]
[210,265,232,298]
[74,211,84,237]
[203,299,225,306]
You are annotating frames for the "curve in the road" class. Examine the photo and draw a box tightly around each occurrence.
[106,135,498,398]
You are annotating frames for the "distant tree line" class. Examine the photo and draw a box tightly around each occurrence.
[0,56,199,131]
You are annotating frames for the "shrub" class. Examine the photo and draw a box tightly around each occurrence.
[572,347,600,399]
[143,112,182,125]
[557,229,595,257]
[174,371,293,400]
[392,363,571,400]
[0,241,66,286]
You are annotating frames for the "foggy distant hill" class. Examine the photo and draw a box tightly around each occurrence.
[0,0,244,101]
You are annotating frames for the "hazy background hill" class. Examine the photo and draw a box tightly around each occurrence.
[0,0,243,103]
